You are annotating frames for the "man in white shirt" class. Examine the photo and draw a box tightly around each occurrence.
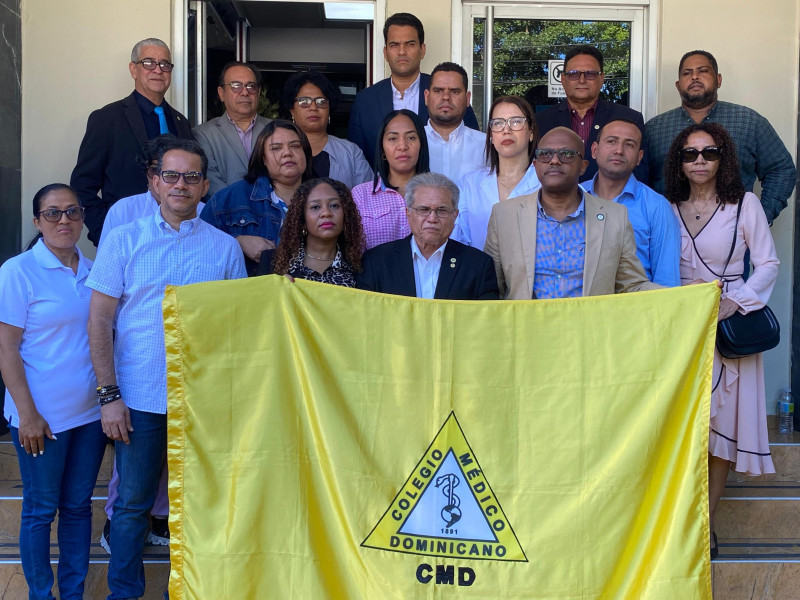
[424,62,488,181]
[87,138,246,599]
[357,172,498,300]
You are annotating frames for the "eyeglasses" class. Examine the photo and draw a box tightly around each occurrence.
[295,97,329,109]
[408,206,457,219]
[488,116,528,132]
[37,206,85,222]
[222,82,260,94]
[564,70,602,81]
[159,170,205,184]
[135,58,174,72]
[679,147,722,163]
[534,149,583,163]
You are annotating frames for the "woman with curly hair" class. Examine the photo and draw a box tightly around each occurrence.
[664,122,779,559]
[264,178,365,286]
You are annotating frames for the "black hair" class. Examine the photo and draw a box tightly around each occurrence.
[485,96,538,175]
[383,13,424,44]
[280,70,341,117]
[32,183,76,217]
[372,109,429,191]
[217,61,262,88]
[678,50,718,75]
[564,45,604,72]
[595,118,643,144]
[245,120,314,185]
[430,62,469,91]
[155,138,209,176]
[137,134,179,174]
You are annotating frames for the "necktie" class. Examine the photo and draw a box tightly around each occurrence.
[154,106,169,135]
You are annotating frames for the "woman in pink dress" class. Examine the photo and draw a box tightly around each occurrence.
[664,123,779,559]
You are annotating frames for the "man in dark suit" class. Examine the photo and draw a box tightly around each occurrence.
[347,13,480,166]
[535,45,648,184]
[71,37,193,245]
[358,172,499,300]
[193,61,271,196]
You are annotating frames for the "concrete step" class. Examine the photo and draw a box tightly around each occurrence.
[711,562,800,599]
[716,481,800,539]
[0,562,169,600]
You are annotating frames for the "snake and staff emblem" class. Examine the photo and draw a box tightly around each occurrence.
[435,473,462,527]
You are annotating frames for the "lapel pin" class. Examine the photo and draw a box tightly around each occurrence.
[450,264,455,268]
[597,214,605,220]
[450,258,456,263]
[594,124,599,129]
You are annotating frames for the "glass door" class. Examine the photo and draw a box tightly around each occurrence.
[461,4,647,125]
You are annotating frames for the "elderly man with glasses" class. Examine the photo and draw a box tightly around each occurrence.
[194,61,271,196]
[534,44,648,183]
[86,137,246,600]
[71,38,194,246]
[485,127,660,300]
[358,171,498,300]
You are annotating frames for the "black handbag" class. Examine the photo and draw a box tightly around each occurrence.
[712,200,780,359]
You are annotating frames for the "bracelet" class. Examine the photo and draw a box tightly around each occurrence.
[98,393,122,406]
[97,384,120,397]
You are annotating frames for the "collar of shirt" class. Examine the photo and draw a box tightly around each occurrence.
[584,173,637,203]
[568,99,598,118]
[154,206,201,236]
[679,101,719,122]
[425,120,466,144]
[410,235,447,263]
[133,89,161,115]
[536,190,586,222]
[32,238,89,277]
[226,112,257,135]
[392,73,421,101]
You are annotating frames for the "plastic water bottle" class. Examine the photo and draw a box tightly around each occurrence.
[777,390,794,435]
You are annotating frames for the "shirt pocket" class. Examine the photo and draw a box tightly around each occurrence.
[221,209,262,237]
[359,203,391,221]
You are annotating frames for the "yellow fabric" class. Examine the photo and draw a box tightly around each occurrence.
[164,277,718,600]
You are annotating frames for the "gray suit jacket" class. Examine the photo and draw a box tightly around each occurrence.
[484,191,661,299]
[194,114,271,196]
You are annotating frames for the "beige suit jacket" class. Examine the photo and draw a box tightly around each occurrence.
[484,191,661,299]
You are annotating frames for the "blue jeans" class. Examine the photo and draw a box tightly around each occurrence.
[12,420,107,600]
[106,409,167,600]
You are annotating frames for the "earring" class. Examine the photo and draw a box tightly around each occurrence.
[328,116,331,125]
[302,227,307,236]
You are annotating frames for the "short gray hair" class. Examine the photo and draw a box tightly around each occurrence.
[404,172,460,210]
[131,38,170,63]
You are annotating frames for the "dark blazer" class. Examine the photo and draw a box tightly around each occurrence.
[535,99,649,184]
[357,235,499,300]
[70,92,193,245]
[347,73,481,166]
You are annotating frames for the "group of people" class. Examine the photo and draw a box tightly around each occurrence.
[0,10,795,600]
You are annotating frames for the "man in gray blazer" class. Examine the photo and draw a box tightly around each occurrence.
[194,62,271,196]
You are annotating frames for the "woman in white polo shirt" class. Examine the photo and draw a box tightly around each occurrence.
[0,183,106,600]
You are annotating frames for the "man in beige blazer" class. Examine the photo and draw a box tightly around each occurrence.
[485,127,661,300]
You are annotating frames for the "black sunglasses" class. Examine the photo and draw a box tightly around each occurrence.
[679,147,721,163]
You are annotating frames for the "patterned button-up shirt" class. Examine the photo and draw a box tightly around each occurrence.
[288,245,356,287]
[352,178,411,250]
[643,101,796,223]
[533,193,586,299]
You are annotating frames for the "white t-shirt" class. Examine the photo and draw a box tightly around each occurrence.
[0,240,99,433]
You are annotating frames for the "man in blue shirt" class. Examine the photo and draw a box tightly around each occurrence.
[583,119,681,287]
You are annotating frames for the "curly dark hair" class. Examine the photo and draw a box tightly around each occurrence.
[663,122,744,205]
[280,70,340,117]
[272,178,366,276]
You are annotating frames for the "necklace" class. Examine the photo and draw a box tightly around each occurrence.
[305,250,335,261]
[687,194,719,220]
[498,172,524,193]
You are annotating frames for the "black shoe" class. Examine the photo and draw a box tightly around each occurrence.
[710,531,718,560]
[148,516,170,546]
[100,518,111,555]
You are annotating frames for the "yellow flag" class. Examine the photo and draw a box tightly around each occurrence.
[164,277,718,599]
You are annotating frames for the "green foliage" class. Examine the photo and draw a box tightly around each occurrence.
[258,88,280,120]
[473,18,631,109]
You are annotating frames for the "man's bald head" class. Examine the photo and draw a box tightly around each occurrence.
[538,126,584,153]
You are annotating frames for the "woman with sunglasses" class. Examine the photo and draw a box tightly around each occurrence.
[282,71,372,189]
[455,96,540,251]
[352,109,430,250]
[0,184,107,599]
[664,123,779,559]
